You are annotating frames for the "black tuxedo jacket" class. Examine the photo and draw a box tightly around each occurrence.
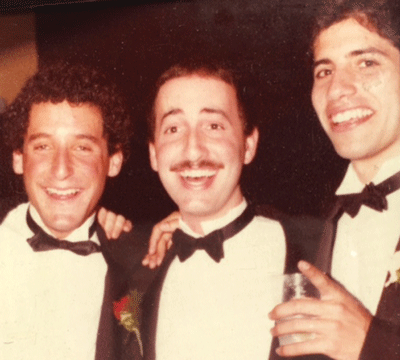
[0,197,151,360]
[95,222,153,360]
[270,206,400,360]
[262,206,332,360]
[123,205,400,360]
[124,205,331,360]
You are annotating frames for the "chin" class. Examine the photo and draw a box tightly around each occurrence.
[181,202,213,217]
[47,216,82,233]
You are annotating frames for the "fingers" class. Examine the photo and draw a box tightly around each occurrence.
[298,261,339,299]
[97,207,132,240]
[110,215,130,239]
[155,232,173,265]
[148,216,179,255]
[270,298,339,321]
[143,232,173,269]
[269,263,374,360]
[142,254,155,268]
[143,212,179,269]
[272,314,369,359]
[97,207,114,239]
[123,220,133,233]
[97,207,107,226]
[275,336,330,358]
[272,315,337,337]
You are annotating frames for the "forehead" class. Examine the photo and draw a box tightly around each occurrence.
[313,17,397,59]
[28,101,104,134]
[154,75,239,117]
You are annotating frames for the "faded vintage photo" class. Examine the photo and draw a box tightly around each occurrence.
[1,0,399,359]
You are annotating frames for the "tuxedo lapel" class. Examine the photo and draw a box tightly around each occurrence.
[95,268,134,360]
[276,213,329,274]
[374,237,400,324]
[359,236,400,360]
[141,246,178,360]
[268,214,333,360]
[95,225,150,360]
[314,201,343,274]
[95,226,131,360]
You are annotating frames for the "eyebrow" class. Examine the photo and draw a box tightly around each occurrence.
[313,47,389,69]
[27,133,101,143]
[27,133,51,142]
[159,107,230,124]
[200,108,230,120]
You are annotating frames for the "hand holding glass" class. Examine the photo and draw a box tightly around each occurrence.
[277,273,320,346]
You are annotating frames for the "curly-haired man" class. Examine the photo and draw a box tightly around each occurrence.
[0,63,140,360]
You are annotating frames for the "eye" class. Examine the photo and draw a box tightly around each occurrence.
[208,123,224,130]
[76,145,92,152]
[33,143,50,151]
[74,140,95,152]
[165,126,179,134]
[359,59,379,68]
[314,68,332,79]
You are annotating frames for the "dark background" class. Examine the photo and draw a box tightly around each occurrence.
[0,0,348,222]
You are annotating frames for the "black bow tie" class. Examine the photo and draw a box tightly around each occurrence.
[172,205,254,263]
[26,211,101,256]
[337,170,400,218]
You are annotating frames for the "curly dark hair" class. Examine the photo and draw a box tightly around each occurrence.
[312,0,400,52]
[2,62,132,159]
[147,61,256,142]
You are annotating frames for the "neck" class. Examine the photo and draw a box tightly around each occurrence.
[352,161,380,184]
[181,195,245,236]
[29,205,95,240]
[351,144,400,184]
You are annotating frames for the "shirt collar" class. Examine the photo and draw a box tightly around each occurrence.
[337,155,400,195]
[179,199,248,238]
[28,204,98,243]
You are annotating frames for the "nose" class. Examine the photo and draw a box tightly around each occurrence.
[183,129,207,162]
[327,68,357,101]
[52,148,73,180]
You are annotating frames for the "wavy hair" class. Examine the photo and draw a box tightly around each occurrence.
[2,62,132,159]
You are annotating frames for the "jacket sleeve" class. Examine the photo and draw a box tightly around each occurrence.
[359,317,400,360]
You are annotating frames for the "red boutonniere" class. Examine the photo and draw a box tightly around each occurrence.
[113,289,143,355]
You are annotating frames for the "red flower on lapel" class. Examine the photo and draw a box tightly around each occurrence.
[113,295,130,321]
[113,289,143,355]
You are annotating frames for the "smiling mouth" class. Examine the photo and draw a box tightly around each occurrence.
[180,169,217,180]
[331,108,374,126]
[46,187,81,199]
[178,169,218,189]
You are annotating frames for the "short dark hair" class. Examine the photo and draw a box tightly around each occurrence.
[147,61,255,142]
[312,0,400,52]
[2,62,132,159]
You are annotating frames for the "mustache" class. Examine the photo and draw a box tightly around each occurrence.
[170,160,224,172]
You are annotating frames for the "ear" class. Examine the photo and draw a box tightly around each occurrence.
[107,149,124,177]
[244,127,259,165]
[149,142,158,172]
[12,150,24,175]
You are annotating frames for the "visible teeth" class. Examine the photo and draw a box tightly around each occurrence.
[181,169,216,178]
[332,108,373,124]
[47,188,80,196]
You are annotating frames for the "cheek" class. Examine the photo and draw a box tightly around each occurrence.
[217,139,245,164]
[155,144,176,168]
[311,86,322,112]
[361,76,384,92]
[78,154,107,172]
[23,157,46,179]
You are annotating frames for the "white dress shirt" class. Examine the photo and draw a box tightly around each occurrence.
[332,156,400,314]
[0,203,107,360]
[156,201,287,360]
